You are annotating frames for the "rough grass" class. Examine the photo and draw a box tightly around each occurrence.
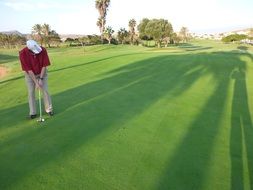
[0,41,253,190]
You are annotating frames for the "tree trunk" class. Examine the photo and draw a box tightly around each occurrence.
[157,41,161,48]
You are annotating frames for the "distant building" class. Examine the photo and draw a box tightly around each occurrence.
[191,28,252,41]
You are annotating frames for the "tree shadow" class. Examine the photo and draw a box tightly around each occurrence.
[0,54,18,64]
[156,52,253,190]
[0,75,23,84]
[185,47,212,52]
[237,46,248,51]
[177,43,213,52]
[230,65,253,190]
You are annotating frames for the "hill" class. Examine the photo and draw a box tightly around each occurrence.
[0,30,24,36]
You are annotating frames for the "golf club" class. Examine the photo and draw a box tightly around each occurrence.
[37,88,45,122]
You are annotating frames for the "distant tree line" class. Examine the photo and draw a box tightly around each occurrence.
[0,33,26,48]
[64,35,102,46]
[0,21,191,49]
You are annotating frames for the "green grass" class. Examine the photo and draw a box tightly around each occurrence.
[0,41,253,190]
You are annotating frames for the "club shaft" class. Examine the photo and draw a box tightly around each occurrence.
[38,89,42,118]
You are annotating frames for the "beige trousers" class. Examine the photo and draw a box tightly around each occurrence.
[25,72,53,115]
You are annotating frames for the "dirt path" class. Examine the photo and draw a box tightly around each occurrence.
[0,66,8,78]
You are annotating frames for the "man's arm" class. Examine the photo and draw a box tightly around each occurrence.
[40,66,46,79]
[27,70,41,88]
[38,66,47,88]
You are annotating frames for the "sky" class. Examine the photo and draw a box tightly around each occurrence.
[0,0,252,35]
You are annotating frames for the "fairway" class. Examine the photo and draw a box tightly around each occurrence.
[0,41,253,190]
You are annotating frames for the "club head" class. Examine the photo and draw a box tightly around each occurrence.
[37,118,45,122]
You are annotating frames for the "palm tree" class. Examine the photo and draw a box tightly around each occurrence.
[42,23,50,36]
[32,24,43,45]
[104,26,114,44]
[32,24,42,35]
[129,19,136,45]
[96,17,103,34]
[95,0,110,38]
[117,28,129,44]
[42,23,51,47]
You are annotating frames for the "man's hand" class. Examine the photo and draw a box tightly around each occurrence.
[36,79,43,89]
[38,78,43,87]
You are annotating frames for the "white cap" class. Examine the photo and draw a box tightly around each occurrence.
[26,40,42,54]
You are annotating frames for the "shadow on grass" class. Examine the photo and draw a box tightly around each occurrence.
[0,75,23,85]
[177,43,213,52]
[185,47,213,52]
[155,52,253,190]
[237,46,248,51]
[156,73,231,189]
[0,51,253,189]
[230,66,253,190]
[0,54,18,64]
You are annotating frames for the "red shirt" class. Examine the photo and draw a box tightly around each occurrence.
[19,47,50,75]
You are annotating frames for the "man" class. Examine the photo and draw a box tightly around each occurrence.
[19,39,53,119]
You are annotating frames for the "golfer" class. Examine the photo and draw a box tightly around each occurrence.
[19,40,53,119]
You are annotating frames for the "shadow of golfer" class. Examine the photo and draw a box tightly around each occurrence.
[230,65,253,190]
